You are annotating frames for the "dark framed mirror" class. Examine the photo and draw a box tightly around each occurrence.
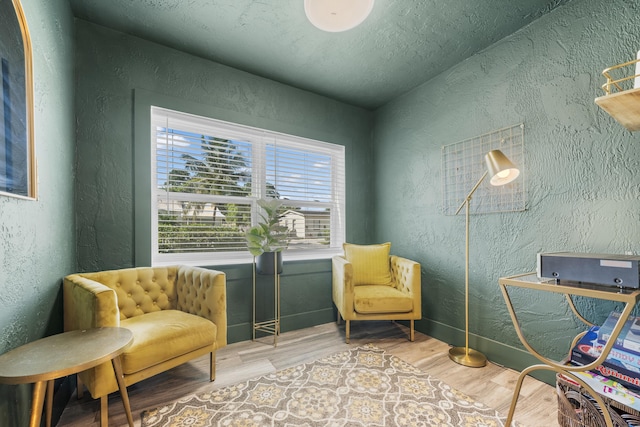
[0,0,35,199]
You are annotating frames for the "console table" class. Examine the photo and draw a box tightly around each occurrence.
[498,272,640,427]
[0,327,134,427]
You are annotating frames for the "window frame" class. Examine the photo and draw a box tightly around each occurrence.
[150,106,345,266]
[0,0,36,200]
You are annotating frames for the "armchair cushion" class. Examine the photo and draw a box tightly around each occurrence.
[353,285,414,313]
[119,310,217,375]
[343,242,392,286]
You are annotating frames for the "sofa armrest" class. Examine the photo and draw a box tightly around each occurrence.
[63,275,120,331]
[390,255,421,296]
[391,255,422,319]
[176,266,227,348]
[332,255,354,316]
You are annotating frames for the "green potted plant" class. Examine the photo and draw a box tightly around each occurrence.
[245,198,290,274]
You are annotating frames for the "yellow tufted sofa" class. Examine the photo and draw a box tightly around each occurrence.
[63,265,226,424]
[332,243,421,343]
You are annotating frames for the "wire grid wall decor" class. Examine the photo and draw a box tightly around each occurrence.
[441,123,526,215]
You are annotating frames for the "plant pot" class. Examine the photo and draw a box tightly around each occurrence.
[256,251,283,275]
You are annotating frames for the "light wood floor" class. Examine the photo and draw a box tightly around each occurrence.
[57,321,559,426]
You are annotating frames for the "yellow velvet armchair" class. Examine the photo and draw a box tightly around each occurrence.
[63,265,226,425]
[332,243,421,343]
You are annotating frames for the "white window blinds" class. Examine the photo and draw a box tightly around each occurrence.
[151,107,345,265]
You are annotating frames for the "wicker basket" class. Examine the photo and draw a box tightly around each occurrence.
[557,373,640,427]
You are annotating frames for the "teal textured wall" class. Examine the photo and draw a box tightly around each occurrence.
[5,4,639,425]
[74,20,373,341]
[0,0,75,424]
[373,0,640,369]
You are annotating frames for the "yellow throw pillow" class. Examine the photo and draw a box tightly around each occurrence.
[343,242,391,286]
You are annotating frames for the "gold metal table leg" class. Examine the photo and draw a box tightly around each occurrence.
[45,379,54,427]
[111,357,134,427]
[506,364,615,427]
[28,380,46,427]
[499,280,635,427]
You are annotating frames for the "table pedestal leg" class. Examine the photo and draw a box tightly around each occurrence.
[28,381,46,427]
[111,357,134,427]
[45,380,54,427]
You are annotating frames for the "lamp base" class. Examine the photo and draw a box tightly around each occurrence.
[448,346,487,368]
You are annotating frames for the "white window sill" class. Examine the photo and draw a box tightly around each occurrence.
[152,248,342,268]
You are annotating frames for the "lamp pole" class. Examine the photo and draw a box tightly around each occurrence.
[448,149,520,368]
[449,171,489,368]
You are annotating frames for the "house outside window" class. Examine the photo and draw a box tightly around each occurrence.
[151,107,345,266]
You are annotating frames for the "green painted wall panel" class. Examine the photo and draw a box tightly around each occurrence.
[373,0,640,366]
[74,21,372,342]
[0,0,76,425]
[216,259,332,343]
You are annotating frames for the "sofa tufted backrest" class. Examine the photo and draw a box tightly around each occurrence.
[176,265,227,347]
[176,267,221,316]
[77,266,178,320]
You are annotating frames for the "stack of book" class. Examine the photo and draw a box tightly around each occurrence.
[569,311,640,405]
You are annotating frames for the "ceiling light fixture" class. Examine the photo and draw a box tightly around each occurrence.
[304,0,375,33]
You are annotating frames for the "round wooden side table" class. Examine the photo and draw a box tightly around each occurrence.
[0,327,134,427]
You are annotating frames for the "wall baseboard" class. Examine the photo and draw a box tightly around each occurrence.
[418,318,556,385]
[231,312,556,385]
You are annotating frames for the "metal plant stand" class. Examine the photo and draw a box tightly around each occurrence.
[252,256,280,346]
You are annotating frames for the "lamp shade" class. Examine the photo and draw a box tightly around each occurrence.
[484,150,520,186]
[304,0,375,32]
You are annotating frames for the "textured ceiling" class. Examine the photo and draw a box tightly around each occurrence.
[68,0,570,110]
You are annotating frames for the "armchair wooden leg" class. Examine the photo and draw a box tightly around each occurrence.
[336,311,341,325]
[76,375,84,399]
[345,320,350,344]
[410,319,415,342]
[100,395,108,427]
[210,352,216,382]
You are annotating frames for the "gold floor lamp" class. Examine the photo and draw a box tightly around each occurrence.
[449,149,520,368]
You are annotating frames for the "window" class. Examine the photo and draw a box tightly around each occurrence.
[151,107,345,265]
[1,0,36,200]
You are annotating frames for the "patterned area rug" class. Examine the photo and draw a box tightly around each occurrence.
[141,344,515,426]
